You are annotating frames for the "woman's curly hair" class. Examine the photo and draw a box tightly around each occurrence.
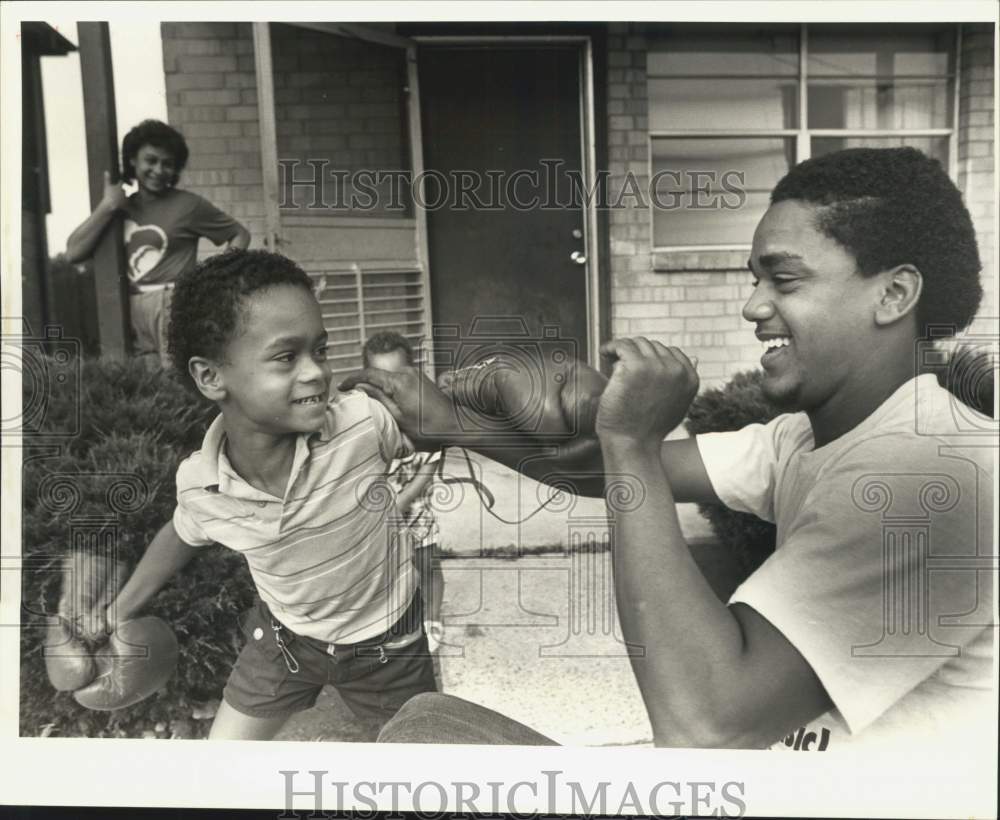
[167,250,315,391]
[771,147,982,337]
[121,119,190,187]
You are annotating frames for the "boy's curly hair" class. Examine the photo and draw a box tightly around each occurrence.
[772,147,982,336]
[167,250,315,391]
[362,330,415,367]
[121,120,190,187]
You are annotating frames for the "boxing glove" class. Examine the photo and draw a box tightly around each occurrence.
[44,620,95,691]
[44,550,179,710]
[438,353,608,439]
[72,616,179,711]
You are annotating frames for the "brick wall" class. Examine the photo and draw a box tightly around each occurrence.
[161,22,265,251]
[606,24,758,386]
[958,23,997,323]
[160,21,994,373]
[269,23,407,215]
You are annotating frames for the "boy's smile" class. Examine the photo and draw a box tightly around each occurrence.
[216,284,331,436]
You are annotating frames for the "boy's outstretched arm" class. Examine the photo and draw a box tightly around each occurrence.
[339,364,720,504]
[106,520,201,629]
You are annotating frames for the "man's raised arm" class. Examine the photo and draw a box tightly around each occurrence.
[338,357,721,504]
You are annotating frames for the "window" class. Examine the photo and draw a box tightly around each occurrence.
[648,24,958,250]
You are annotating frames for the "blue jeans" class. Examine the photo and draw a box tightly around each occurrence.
[377,693,558,746]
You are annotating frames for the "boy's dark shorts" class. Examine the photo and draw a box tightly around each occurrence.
[224,592,437,721]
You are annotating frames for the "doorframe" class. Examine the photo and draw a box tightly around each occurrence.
[251,22,435,375]
[412,35,602,368]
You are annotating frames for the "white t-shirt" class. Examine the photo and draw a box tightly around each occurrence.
[696,375,996,752]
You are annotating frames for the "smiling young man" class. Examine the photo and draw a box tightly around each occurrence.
[342,147,995,751]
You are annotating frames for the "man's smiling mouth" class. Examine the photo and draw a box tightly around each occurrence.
[761,337,791,353]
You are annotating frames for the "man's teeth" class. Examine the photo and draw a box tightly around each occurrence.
[294,396,322,405]
[762,337,791,351]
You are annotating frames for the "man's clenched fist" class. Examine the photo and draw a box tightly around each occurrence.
[596,337,699,447]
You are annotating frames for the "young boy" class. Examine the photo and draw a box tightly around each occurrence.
[102,250,436,740]
[362,332,446,652]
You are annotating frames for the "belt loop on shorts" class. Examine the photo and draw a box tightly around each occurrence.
[271,619,300,674]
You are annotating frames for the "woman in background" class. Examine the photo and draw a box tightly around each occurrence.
[67,119,250,366]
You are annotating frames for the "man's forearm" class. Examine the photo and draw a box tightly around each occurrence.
[602,439,751,747]
[442,431,607,498]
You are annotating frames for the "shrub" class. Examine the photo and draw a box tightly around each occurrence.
[20,356,254,738]
[684,371,781,575]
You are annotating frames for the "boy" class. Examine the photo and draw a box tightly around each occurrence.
[362,332,446,652]
[102,250,436,740]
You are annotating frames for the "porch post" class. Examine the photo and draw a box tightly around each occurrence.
[252,23,281,250]
[77,22,129,358]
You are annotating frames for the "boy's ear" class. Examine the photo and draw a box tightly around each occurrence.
[874,264,922,327]
[188,357,227,402]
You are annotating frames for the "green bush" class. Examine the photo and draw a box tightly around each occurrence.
[684,371,780,575]
[20,356,254,738]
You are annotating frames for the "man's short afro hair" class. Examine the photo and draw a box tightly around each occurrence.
[362,330,415,367]
[771,147,982,336]
[167,249,315,391]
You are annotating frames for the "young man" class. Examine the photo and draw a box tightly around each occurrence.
[341,147,995,751]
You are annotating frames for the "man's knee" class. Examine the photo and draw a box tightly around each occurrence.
[378,692,458,744]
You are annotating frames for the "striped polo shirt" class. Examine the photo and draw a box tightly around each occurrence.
[172,389,416,644]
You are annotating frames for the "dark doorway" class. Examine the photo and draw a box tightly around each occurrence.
[419,45,589,370]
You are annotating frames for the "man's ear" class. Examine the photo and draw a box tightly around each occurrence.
[874,264,923,327]
[188,357,226,402]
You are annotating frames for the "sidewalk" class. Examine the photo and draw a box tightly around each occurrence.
[277,541,743,745]
[278,446,739,743]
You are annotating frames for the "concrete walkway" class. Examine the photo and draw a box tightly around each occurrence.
[278,541,744,744]
[277,468,744,745]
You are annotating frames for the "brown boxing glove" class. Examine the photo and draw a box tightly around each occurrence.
[44,620,96,691]
[438,353,608,439]
[44,550,179,710]
[73,616,179,711]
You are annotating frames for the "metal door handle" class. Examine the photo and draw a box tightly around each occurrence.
[570,251,587,265]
